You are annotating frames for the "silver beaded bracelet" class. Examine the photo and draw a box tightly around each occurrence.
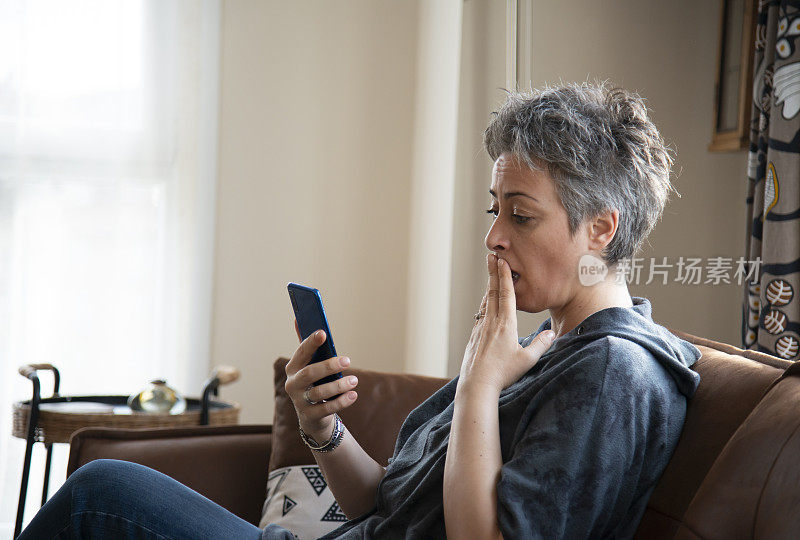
[298,414,345,453]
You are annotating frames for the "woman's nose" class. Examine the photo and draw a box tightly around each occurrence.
[485,218,509,251]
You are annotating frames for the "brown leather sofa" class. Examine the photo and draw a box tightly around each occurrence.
[67,330,800,538]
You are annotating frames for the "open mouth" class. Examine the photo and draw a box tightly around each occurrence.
[496,255,520,283]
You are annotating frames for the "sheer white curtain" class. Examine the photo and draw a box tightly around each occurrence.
[0,0,219,534]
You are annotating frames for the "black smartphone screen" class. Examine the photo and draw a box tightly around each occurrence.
[288,283,343,388]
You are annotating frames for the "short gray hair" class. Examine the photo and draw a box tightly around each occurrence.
[483,81,675,265]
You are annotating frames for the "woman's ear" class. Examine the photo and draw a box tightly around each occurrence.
[588,209,619,251]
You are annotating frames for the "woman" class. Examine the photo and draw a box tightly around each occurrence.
[19,82,700,539]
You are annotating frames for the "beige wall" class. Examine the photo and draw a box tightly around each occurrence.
[448,0,508,374]
[524,0,749,344]
[214,0,751,422]
[405,0,464,378]
[213,0,418,424]
[447,0,750,375]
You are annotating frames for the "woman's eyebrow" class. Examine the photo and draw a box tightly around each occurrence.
[488,189,540,204]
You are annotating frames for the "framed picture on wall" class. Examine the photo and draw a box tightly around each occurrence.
[709,0,757,152]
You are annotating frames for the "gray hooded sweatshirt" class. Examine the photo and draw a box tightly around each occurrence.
[265,297,700,539]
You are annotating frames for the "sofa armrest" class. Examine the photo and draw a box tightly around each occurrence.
[67,424,272,526]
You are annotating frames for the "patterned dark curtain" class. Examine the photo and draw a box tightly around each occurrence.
[743,0,800,359]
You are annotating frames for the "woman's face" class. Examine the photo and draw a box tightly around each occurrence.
[485,153,592,313]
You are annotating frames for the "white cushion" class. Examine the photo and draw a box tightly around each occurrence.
[260,465,348,539]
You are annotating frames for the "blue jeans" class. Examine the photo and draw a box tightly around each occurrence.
[18,459,294,539]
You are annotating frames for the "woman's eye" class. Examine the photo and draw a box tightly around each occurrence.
[486,208,531,224]
[512,214,532,224]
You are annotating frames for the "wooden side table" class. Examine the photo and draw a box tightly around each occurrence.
[12,363,241,539]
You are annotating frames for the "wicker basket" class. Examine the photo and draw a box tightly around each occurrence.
[14,364,243,445]
[12,396,241,444]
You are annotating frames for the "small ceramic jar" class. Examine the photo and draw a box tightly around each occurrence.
[128,380,187,414]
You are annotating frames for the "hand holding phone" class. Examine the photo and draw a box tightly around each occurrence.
[285,283,359,440]
[288,283,344,389]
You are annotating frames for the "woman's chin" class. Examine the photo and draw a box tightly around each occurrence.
[515,294,542,314]
[517,303,546,314]
[514,288,550,314]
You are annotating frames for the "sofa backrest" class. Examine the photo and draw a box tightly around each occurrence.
[269,358,449,471]
[675,362,800,539]
[272,331,794,538]
[635,331,791,539]
[68,424,273,525]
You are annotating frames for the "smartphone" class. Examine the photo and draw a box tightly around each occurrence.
[287,283,344,390]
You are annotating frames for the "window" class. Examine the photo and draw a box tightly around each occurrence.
[0,1,219,533]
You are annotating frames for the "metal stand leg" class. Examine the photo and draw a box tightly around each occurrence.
[14,364,59,539]
[41,443,53,506]
[14,423,37,539]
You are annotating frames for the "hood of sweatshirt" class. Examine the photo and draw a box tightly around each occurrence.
[523,296,701,398]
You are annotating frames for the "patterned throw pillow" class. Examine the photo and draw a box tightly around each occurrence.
[259,465,348,539]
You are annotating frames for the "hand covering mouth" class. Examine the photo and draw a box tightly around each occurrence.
[495,254,520,282]
[505,262,520,282]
